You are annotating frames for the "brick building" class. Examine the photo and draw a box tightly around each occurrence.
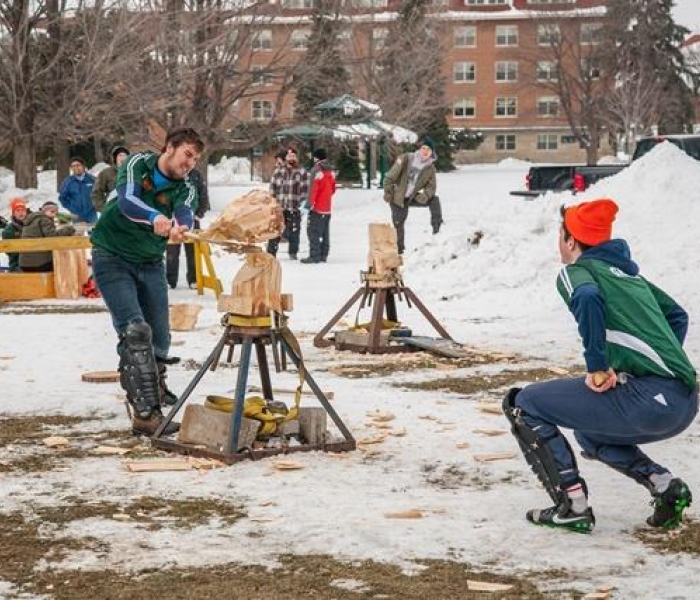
[235,0,613,163]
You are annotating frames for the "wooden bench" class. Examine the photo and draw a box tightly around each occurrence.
[0,237,222,302]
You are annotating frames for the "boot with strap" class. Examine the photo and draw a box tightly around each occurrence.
[157,360,178,407]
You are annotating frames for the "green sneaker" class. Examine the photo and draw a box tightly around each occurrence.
[526,504,595,534]
[647,478,692,529]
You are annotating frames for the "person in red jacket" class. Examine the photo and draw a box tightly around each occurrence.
[301,148,336,264]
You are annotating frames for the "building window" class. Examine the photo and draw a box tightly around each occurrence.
[453,98,476,118]
[454,62,476,83]
[537,134,558,150]
[467,0,507,4]
[372,27,388,50]
[291,30,309,50]
[454,25,476,48]
[345,0,388,7]
[581,57,600,79]
[528,0,575,4]
[282,0,313,7]
[495,134,516,151]
[252,30,272,51]
[581,22,602,45]
[537,96,559,117]
[495,61,518,82]
[252,100,273,121]
[537,61,558,81]
[495,25,518,47]
[561,135,578,144]
[495,97,517,117]
[251,67,271,87]
[537,23,560,46]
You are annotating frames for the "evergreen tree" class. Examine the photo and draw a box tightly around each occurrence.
[375,0,453,170]
[293,0,350,120]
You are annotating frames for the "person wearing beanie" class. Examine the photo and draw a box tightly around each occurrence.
[19,201,76,272]
[92,145,129,213]
[301,148,336,264]
[267,146,309,260]
[504,198,697,534]
[58,156,97,223]
[383,135,443,255]
[2,198,29,271]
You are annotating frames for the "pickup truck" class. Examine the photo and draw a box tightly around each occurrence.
[510,134,700,198]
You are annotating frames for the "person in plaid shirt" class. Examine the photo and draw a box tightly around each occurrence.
[266,147,309,260]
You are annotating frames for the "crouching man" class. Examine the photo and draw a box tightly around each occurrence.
[503,199,697,532]
[91,128,203,436]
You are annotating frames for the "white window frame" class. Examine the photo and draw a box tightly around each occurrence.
[252,30,272,51]
[290,29,309,50]
[467,0,507,5]
[581,22,602,45]
[495,25,518,47]
[537,133,559,151]
[537,60,558,82]
[252,100,273,121]
[251,67,271,87]
[454,25,476,48]
[453,98,476,119]
[581,57,600,79]
[282,0,313,8]
[495,134,516,151]
[453,61,476,83]
[372,27,388,50]
[537,23,560,46]
[537,96,559,117]
[495,61,518,82]
[495,97,517,117]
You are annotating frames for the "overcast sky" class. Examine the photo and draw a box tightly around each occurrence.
[673,0,700,32]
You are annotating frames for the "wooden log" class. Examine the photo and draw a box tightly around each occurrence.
[178,404,260,452]
[368,223,400,275]
[298,407,327,445]
[229,253,282,316]
[0,272,55,301]
[170,303,202,331]
[81,370,120,383]
[280,293,293,312]
[53,248,88,299]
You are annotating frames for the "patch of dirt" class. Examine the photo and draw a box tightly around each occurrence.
[182,358,239,371]
[0,304,108,315]
[635,520,700,555]
[327,351,519,379]
[421,462,526,491]
[16,554,547,599]
[0,415,100,446]
[396,368,575,396]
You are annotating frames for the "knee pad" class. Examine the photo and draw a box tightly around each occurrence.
[503,387,570,506]
[119,322,160,418]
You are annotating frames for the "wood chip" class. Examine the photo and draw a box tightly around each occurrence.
[418,415,437,420]
[387,428,407,437]
[547,366,570,376]
[0,355,15,360]
[92,445,131,456]
[249,516,279,523]
[456,442,470,449]
[473,452,517,463]
[367,421,393,430]
[359,448,382,457]
[272,460,305,470]
[466,580,514,592]
[477,403,502,415]
[472,428,507,437]
[366,410,395,422]
[190,457,226,470]
[357,435,387,446]
[259,500,277,507]
[583,593,610,600]
[111,513,132,521]
[125,459,193,472]
[42,436,71,448]
[384,510,424,519]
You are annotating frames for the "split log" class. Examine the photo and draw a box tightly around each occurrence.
[225,253,282,317]
[53,249,88,299]
[170,303,202,331]
[367,223,401,276]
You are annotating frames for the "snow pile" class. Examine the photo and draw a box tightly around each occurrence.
[208,155,253,185]
[498,157,531,167]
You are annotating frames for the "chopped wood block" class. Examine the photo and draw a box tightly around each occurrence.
[583,593,610,600]
[178,404,260,452]
[170,303,202,331]
[384,510,424,519]
[229,253,282,316]
[298,407,327,445]
[456,442,470,449]
[360,448,382,457]
[0,272,55,301]
[53,248,88,299]
[367,421,393,430]
[81,370,120,383]
[280,293,293,312]
[473,452,518,463]
[125,459,193,472]
[357,434,387,446]
[190,457,226,470]
[43,436,70,448]
[472,428,507,437]
[387,428,407,437]
[92,446,131,456]
[272,460,305,470]
[466,580,514,592]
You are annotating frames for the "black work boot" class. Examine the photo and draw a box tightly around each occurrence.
[157,362,178,406]
[647,478,692,529]
[131,408,180,437]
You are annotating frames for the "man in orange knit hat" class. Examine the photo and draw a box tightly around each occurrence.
[503,198,697,533]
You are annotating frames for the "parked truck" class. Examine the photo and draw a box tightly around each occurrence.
[510,134,700,199]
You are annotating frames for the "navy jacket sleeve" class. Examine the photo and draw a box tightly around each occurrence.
[570,282,609,372]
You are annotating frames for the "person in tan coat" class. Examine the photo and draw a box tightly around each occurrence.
[19,201,75,272]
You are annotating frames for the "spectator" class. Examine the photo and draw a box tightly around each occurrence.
[2,198,29,272]
[91,127,203,436]
[301,148,335,264]
[19,201,76,272]
[59,156,97,224]
[92,145,129,213]
[266,147,309,260]
[383,137,443,255]
[166,167,210,288]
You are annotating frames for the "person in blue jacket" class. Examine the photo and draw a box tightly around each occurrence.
[59,156,97,223]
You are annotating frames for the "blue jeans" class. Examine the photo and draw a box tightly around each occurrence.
[92,248,170,361]
[515,375,698,489]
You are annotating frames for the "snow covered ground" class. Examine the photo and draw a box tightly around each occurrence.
[2,144,700,597]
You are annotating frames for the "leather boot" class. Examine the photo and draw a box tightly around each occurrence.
[157,362,178,406]
[131,408,180,437]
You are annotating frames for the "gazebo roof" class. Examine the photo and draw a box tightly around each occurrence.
[314,94,382,118]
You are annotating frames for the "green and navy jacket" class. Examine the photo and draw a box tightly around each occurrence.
[90,152,196,263]
[557,239,696,390]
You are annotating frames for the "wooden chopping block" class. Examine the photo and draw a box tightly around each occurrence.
[53,248,88,299]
